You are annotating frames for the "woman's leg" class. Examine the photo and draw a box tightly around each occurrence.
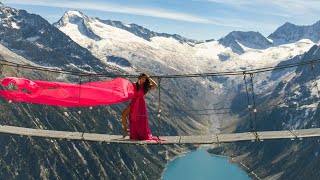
[121,106,130,138]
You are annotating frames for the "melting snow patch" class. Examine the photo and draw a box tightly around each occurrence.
[64,112,69,117]
[124,23,131,28]
[267,38,273,43]
[39,29,45,34]
[71,53,80,59]
[11,22,19,29]
[278,103,289,108]
[108,121,113,130]
[299,103,319,109]
[27,36,40,42]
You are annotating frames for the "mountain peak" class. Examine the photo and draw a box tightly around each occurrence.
[268,21,320,45]
[283,22,296,27]
[65,10,84,17]
[54,10,101,41]
[219,31,272,54]
[55,10,89,26]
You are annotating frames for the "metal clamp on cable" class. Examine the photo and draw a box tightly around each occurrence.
[253,131,260,142]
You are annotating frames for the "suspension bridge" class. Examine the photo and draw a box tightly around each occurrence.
[0,125,320,145]
[1,58,320,145]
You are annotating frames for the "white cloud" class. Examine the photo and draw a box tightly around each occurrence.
[3,0,276,29]
[201,0,320,17]
[3,0,215,24]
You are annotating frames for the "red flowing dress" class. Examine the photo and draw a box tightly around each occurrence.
[129,83,155,140]
[0,77,135,106]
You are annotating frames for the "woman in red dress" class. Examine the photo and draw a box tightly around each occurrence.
[121,73,158,140]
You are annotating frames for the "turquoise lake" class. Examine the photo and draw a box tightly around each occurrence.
[162,148,251,180]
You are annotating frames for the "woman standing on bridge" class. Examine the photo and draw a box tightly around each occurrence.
[121,73,158,140]
[0,72,158,140]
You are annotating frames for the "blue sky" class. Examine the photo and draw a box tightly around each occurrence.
[3,0,320,40]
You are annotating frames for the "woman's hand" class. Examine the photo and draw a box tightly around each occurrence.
[148,76,158,89]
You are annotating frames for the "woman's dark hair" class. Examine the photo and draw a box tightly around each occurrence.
[136,73,151,94]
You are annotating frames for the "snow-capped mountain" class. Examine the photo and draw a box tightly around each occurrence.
[54,10,101,41]
[55,10,314,77]
[0,3,113,74]
[269,21,320,45]
[54,11,200,45]
[54,10,316,116]
[100,19,200,44]
[219,31,272,54]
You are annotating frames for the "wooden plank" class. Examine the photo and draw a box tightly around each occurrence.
[35,129,83,140]
[217,132,257,142]
[0,126,82,140]
[0,125,83,140]
[158,136,180,144]
[257,130,296,141]
[180,135,217,144]
[82,133,130,144]
[293,128,320,138]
